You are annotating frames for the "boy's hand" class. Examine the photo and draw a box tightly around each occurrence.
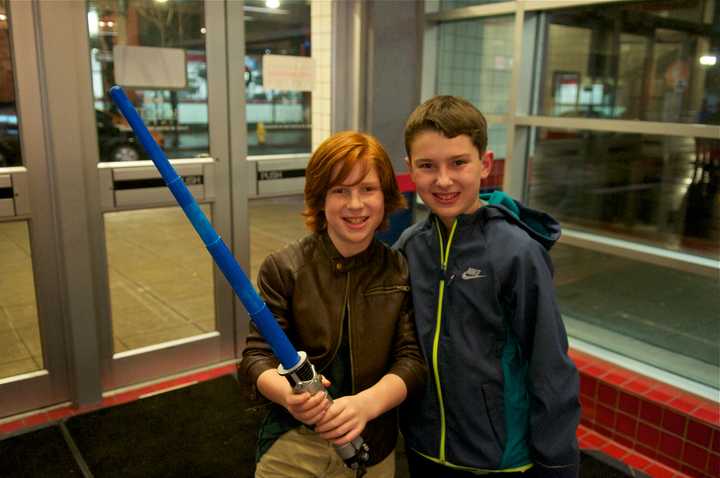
[314,395,371,445]
[283,376,332,426]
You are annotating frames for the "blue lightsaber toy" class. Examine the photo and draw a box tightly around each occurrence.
[109,86,369,475]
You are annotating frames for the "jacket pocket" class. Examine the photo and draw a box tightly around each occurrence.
[364,285,410,296]
[481,382,507,451]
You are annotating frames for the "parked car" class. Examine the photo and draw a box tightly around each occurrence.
[0,108,162,166]
[96,109,165,162]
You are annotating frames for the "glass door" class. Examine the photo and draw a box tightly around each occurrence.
[0,0,70,417]
[83,0,238,389]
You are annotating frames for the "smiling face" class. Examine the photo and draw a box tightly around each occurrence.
[408,130,492,230]
[324,162,384,257]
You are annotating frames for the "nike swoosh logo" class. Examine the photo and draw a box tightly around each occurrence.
[461,267,486,280]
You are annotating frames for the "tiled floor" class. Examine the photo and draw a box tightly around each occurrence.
[0,195,307,379]
[0,221,42,377]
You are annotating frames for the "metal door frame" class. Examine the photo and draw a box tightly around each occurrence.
[27,0,247,400]
[0,0,71,418]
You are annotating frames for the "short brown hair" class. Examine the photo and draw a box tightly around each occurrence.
[303,131,406,232]
[404,95,488,158]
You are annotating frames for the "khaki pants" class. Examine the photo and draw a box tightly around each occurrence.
[255,426,395,478]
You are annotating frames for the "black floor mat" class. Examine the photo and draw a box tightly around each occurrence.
[63,374,263,478]
[0,425,83,477]
[1,375,647,478]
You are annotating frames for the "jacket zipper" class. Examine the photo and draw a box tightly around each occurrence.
[345,270,356,394]
[433,218,457,464]
[325,269,352,393]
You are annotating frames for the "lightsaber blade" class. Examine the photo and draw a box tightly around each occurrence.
[109,86,369,475]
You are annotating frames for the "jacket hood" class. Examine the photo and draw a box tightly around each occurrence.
[480,190,561,250]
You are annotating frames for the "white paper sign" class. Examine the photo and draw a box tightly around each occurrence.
[262,54,315,92]
[113,45,187,90]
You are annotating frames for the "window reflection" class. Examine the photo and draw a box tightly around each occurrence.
[541,0,720,124]
[88,0,208,162]
[0,0,20,168]
[528,129,720,259]
[245,0,311,155]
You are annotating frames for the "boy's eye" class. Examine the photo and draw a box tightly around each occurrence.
[454,159,468,166]
[362,185,378,193]
[416,162,433,169]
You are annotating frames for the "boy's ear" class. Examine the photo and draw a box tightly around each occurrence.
[480,150,494,179]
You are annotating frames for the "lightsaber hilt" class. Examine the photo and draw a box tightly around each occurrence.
[278,351,370,475]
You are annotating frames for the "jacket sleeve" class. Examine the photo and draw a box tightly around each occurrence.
[387,285,427,399]
[239,252,293,387]
[508,242,580,478]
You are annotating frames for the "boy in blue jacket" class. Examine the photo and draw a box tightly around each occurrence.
[395,96,580,477]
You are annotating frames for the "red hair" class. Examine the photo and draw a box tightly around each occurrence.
[303,131,405,232]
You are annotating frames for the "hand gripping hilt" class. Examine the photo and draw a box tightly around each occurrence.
[278,351,370,476]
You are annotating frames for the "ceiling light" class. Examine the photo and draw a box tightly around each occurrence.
[266,0,280,9]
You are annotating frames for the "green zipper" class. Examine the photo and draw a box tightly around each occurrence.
[432,218,457,463]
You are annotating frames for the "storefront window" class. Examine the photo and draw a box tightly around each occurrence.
[551,242,718,388]
[528,128,719,387]
[540,0,720,125]
[88,0,208,162]
[436,15,513,114]
[245,0,311,156]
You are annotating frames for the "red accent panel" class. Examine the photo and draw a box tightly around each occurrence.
[663,409,688,437]
[625,377,654,395]
[624,452,652,471]
[637,443,658,459]
[670,396,701,414]
[712,430,720,453]
[647,387,675,405]
[582,430,607,448]
[395,173,415,193]
[641,401,664,426]
[601,442,629,460]
[47,407,74,421]
[605,371,631,386]
[659,432,683,457]
[638,422,662,448]
[597,405,616,428]
[580,375,597,398]
[707,452,719,476]
[686,419,712,447]
[618,392,640,416]
[692,406,720,426]
[23,412,49,428]
[614,432,634,449]
[598,382,618,406]
[645,463,679,478]
[0,420,24,436]
[682,442,709,473]
[616,414,637,438]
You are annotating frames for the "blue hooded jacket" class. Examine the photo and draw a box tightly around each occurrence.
[394,191,580,476]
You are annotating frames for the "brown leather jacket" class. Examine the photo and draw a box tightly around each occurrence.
[240,232,426,465]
